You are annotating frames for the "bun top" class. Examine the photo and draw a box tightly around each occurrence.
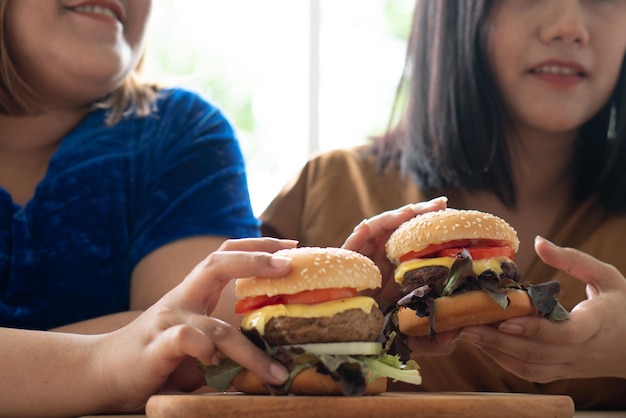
[385,209,519,264]
[235,247,381,299]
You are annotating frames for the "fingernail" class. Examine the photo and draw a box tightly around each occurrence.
[499,323,524,334]
[430,195,448,203]
[535,235,556,248]
[410,196,447,211]
[281,239,300,246]
[457,331,481,343]
[270,256,291,268]
[269,362,289,382]
[356,218,369,228]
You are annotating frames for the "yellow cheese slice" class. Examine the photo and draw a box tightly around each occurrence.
[394,257,510,283]
[241,296,378,335]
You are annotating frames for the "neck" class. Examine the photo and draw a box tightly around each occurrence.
[507,126,576,206]
[457,127,577,274]
[0,109,88,155]
[0,109,89,206]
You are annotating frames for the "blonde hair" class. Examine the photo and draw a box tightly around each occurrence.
[0,0,159,126]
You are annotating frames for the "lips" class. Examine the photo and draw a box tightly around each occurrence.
[526,59,589,88]
[528,60,588,78]
[66,0,125,23]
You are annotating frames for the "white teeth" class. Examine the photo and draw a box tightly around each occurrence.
[73,5,118,20]
[532,65,580,76]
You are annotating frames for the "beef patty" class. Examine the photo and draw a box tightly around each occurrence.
[261,307,383,346]
[399,262,521,294]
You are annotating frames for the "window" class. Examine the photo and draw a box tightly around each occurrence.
[146,0,413,214]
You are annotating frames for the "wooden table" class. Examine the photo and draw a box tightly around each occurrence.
[82,411,626,418]
[80,392,626,418]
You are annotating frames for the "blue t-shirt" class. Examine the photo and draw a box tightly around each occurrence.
[0,88,260,330]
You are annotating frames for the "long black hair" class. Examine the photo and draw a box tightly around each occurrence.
[373,0,626,213]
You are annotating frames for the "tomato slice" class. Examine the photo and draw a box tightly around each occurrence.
[234,294,281,315]
[282,287,357,305]
[438,246,515,260]
[399,239,514,262]
[235,287,358,315]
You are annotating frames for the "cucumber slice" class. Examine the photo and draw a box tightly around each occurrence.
[280,341,383,356]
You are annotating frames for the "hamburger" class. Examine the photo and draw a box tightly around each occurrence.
[385,208,569,338]
[200,247,422,396]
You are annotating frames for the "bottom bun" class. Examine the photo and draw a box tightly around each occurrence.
[232,367,387,396]
[398,289,537,337]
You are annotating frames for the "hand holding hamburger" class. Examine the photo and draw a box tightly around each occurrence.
[201,247,421,396]
[385,208,569,338]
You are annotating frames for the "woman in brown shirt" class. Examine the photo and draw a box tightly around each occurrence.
[261,0,626,410]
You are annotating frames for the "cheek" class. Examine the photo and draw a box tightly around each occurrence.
[594,43,626,102]
[5,5,33,56]
[485,18,526,99]
[123,1,151,48]
[487,43,519,103]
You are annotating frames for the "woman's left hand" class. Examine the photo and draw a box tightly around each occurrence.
[456,236,626,382]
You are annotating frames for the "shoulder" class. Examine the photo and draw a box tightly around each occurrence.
[154,88,216,111]
[302,145,411,191]
[151,88,233,132]
[261,145,425,246]
[303,146,378,181]
[125,88,240,158]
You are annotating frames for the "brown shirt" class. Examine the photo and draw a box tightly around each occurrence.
[260,146,626,410]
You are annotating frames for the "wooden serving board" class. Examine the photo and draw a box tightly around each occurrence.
[146,391,575,418]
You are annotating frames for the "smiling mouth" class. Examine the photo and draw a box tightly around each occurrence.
[529,66,586,77]
[70,4,122,22]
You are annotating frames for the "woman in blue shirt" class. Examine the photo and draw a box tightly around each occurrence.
[0,0,257,331]
[1,237,294,417]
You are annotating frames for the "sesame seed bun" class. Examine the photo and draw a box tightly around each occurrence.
[397,289,537,337]
[232,367,388,395]
[385,209,520,264]
[235,247,381,299]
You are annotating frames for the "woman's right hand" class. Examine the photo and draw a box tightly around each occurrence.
[342,196,448,304]
[99,238,297,412]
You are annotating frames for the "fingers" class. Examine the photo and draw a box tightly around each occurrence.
[456,324,572,382]
[461,318,576,354]
[456,314,596,382]
[474,344,568,383]
[178,244,294,309]
[534,236,623,293]
[153,318,288,386]
[342,196,447,252]
[406,330,459,357]
[496,308,597,345]
[218,237,298,253]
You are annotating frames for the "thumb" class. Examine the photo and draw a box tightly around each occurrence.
[534,236,618,295]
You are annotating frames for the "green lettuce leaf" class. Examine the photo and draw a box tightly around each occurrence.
[441,249,473,296]
[477,275,509,309]
[527,281,570,321]
[199,340,422,395]
[198,358,242,392]
[361,354,422,385]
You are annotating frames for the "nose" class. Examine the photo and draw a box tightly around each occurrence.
[538,0,590,46]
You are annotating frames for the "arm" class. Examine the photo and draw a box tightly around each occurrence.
[52,236,237,334]
[129,236,241,327]
[52,91,261,334]
[0,238,295,418]
[0,329,110,417]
